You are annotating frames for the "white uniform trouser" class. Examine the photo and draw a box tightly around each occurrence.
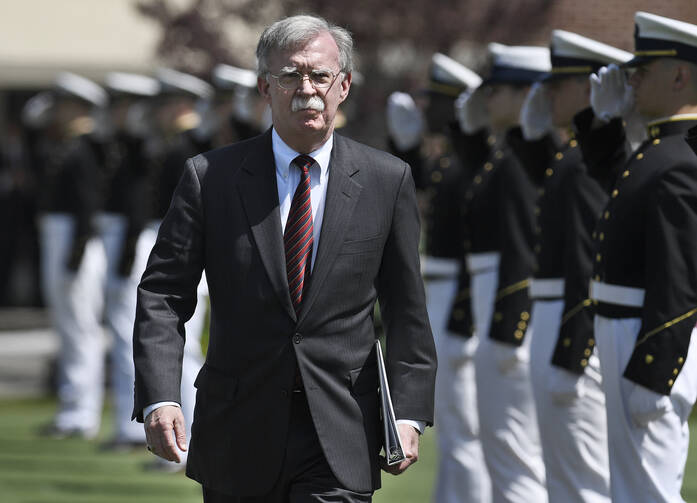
[38,213,106,434]
[595,316,697,503]
[471,264,547,503]
[529,299,609,503]
[423,257,490,503]
[140,221,206,464]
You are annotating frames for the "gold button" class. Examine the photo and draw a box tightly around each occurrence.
[668,379,674,387]
[534,244,541,253]
[594,275,600,281]
[645,354,654,364]
[521,311,530,321]
[535,226,542,234]
[570,139,578,148]
[484,162,493,171]
[612,189,619,198]
[653,138,661,145]
[495,150,504,159]
[588,338,595,346]
[678,357,685,364]
[487,135,496,145]
[453,309,464,320]
[514,330,524,339]
[604,210,610,220]
[440,157,451,168]
[596,253,602,262]
[534,207,541,216]
[545,168,554,177]
[431,171,443,182]
[636,153,644,160]
[592,231,597,239]
[494,312,503,322]
[474,175,483,184]
[555,152,564,161]
[563,338,571,347]
[599,232,605,241]
[673,368,679,376]
[517,321,527,330]
[538,188,545,196]
[622,170,630,178]
[584,348,592,357]
[581,359,588,367]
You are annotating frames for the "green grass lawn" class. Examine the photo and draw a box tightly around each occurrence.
[0,397,695,502]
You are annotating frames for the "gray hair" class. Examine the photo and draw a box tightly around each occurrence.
[256,15,353,77]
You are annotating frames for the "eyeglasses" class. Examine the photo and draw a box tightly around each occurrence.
[268,69,341,90]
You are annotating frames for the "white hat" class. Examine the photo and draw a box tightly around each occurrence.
[157,68,214,100]
[627,11,697,67]
[485,43,551,85]
[546,30,632,78]
[212,64,258,90]
[428,53,482,97]
[54,72,108,108]
[105,72,160,97]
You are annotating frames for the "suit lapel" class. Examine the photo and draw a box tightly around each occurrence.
[237,131,297,322]
[297,135,363,325]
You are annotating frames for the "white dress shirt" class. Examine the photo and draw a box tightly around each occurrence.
[144,128,424,434]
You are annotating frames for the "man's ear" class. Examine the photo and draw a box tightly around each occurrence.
[338,72,352,103]
[258,76,272,103]
[673,62,692,92]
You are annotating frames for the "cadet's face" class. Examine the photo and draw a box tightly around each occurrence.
[257,31,351,151]
[629,59,668,119]
[548,76,589,127]
[486,84,528,130]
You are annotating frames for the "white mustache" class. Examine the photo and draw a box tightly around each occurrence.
[291,95,325,112]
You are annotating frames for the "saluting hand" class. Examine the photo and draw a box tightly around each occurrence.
[144,405,188,463]
[380,423,420,475]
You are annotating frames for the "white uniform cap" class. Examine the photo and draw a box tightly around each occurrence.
[105,72,160,97]
[427,53,482,97]
[627,11,697,66]
[547,30,632,78]
[485,43,550,85]
[54,72,108,108]
[212,64,258,90]
[157,68,214,100]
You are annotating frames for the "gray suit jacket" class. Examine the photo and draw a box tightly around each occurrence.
[132,130,436,496]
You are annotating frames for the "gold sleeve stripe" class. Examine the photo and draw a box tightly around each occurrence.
[560,298,593,326]
[634,49,678,56]
[551,66,593,74]
[636,306,697,346]
[496,279,530,300]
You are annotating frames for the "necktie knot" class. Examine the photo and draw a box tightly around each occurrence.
[292,154,315,175]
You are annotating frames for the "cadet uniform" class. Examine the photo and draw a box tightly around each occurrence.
[588,12,697,503]
[38,73,108,437]
[211,64,265,146]
[518,32,633,503]
[388,54,491,503]
[97,72,160,447]
[466,43,550,503]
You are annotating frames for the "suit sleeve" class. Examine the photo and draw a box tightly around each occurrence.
[489,158,536,346]
[132,158,205,421]
[552,169,607,373]
[623,165,697,394]
[377,163,437,426]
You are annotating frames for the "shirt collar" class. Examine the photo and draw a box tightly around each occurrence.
[272,127,333,180]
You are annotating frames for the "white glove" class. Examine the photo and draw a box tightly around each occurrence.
[386,92,424,151]
[232,87,256,124]
[520,82,554,140]
[21,91,54,129]
[547,367,585,405]
[491,340,528,375]
[627,382,673,427]
[455,88,489,134]
[590,64,634,122]
[125,101,153,139]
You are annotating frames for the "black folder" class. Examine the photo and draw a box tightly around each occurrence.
[375,340,406,466]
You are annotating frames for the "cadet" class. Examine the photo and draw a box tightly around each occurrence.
[97,72,160,449]
[517,31,632,502]
[587,12,697,503]
[37,73,108,438]
[386,53,491,503]
[463,43,550,503]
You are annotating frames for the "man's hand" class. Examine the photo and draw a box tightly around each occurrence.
[590,64,634,122]
[380,423,420,475]
[144,405,187,463]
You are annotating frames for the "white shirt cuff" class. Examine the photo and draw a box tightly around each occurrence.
[396,419,426,434]
[143,401,180,420]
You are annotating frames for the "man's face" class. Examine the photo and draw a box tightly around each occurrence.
[485,84,528,130]
[629,59,668,119]
[548,76,589,127]
[257,31,351,148]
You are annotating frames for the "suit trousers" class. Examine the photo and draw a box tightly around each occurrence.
[595,316,697,503]
[201,391,373,503]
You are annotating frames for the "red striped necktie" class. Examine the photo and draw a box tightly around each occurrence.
[284,155,315,313]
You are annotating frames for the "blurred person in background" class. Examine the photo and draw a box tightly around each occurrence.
[36,72,108,439]
[96,72,160,451]
[516,30,632,503]
[386,53,491,503]
[585,12,697,502]
[464,43,549,503]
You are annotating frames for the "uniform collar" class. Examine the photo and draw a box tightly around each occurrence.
[646,114,697,139]
[272,127,333,180]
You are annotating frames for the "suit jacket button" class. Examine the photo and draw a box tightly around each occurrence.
[293,333,303,344]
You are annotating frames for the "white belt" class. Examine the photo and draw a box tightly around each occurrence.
[589,280,645,307]
[529,278,565,299]
[466,252,501,274]
[421,256,460,278]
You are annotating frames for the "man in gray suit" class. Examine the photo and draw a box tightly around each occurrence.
[132,14,437,502]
